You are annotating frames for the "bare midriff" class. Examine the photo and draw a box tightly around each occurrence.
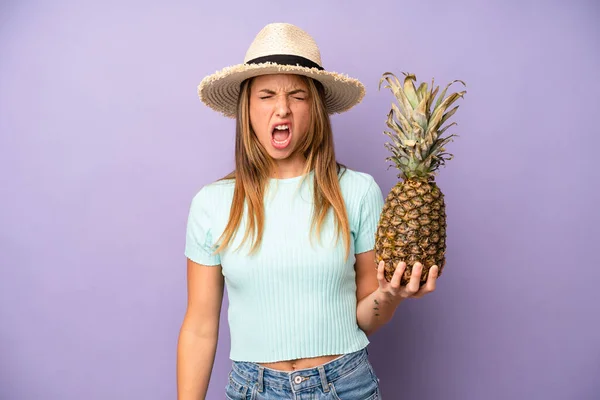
[258,354,342,372]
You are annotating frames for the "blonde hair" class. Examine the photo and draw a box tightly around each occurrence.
[214,75,351,259]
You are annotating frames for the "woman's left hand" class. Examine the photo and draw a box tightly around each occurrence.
[376,260,438,302]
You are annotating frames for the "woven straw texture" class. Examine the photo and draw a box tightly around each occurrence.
[198,23,365,118]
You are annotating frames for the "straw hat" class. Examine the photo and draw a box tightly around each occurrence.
[197,23,366,118]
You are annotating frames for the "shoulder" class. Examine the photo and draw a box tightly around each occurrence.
[337,167,384,210]
[189,178,236,210]
[338,167,381,194]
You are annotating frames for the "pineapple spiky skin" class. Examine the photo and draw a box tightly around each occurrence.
[375,180,446,286]
[375,71,466,286]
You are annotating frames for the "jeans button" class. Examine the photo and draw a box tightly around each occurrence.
[293,376,302,384]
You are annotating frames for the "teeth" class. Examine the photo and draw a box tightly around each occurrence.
[274,125,289,130]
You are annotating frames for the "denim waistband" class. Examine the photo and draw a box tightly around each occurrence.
[231,347,369,392]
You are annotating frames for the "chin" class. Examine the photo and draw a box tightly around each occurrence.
[268,150,293,160]
[266,142,296,159]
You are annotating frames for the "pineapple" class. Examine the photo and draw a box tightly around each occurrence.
[375,72,466,286]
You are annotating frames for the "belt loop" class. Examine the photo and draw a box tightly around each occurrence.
[257,366,264,392]
[317,365,329,393]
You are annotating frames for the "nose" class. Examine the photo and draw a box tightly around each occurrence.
[275,95,290,117]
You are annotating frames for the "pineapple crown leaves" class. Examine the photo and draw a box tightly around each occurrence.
[378,71,467,181]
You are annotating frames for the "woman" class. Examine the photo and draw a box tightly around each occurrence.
[177,23,438,400]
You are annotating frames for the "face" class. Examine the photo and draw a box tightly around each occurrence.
[248,74,311,167]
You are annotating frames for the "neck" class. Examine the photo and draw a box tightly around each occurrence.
[271,154,308,179]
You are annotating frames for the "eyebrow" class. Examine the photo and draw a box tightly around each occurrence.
[258,89,307,95]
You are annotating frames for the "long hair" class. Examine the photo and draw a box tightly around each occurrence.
[214,75,351,259]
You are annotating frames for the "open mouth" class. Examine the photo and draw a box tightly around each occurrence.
[271,124,292,149]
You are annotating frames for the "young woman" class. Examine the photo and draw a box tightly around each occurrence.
[177,23,438,400]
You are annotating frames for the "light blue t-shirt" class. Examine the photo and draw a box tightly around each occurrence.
[185,167,385,363]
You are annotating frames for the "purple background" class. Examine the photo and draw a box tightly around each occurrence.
[1,0,599,399]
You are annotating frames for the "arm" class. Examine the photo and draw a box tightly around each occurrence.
[355,250,438,336]
[355,251,399,336]
[177,258,224,400]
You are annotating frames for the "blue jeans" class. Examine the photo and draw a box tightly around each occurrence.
[225,347,381,399]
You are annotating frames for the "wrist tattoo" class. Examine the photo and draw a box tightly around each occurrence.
[373,299,380,317]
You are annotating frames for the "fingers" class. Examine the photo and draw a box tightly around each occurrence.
[405,262,423,295]
[414,265,438,298]
[390,261,406,291]
[377,261,385,284]
[378,261,438,299]
[425,265,438,292]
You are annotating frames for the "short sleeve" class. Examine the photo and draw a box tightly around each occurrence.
[354,177,385,254]
[184,189,221,266]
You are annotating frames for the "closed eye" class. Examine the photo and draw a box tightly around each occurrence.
[289,90,307,100]
[258,89,275,100]
[256,89,307,100]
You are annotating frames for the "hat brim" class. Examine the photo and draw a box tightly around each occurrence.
[197,62,365,118]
